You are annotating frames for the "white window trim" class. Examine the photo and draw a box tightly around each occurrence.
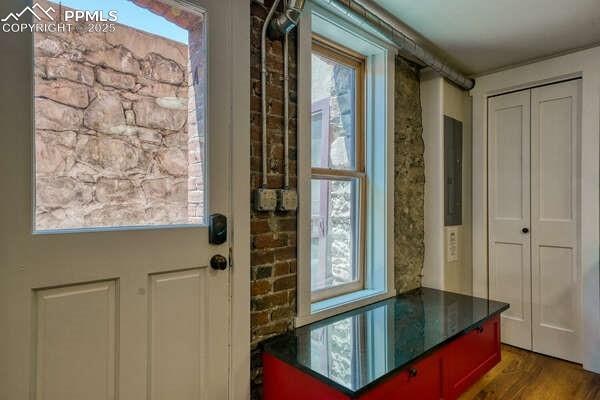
[296,2,396,327]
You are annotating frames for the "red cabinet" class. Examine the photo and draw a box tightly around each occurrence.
[263,315,501,399]
[263,354,349,400]
[358,353,442,400]
[443,316,501,399]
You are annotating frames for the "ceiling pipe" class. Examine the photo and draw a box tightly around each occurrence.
[312,0,475,90]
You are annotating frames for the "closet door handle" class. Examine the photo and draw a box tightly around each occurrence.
[522,227,529,234]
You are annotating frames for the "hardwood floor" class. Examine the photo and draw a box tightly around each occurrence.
[459,345,600,400]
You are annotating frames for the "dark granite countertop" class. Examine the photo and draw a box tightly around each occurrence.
[263,287,509,396]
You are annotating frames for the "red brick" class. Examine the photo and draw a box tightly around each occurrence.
[251,250,274,266]
[252,233,287,249]
[273,246,296,261]
[273,262,290,276]
[251,219,270,235]
[271,306,294,321]
[251,311,269,326]
[251,292,288,311]
[251,280,272,296]
[273,275,295,292]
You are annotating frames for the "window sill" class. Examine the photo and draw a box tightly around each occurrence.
[295,288,394,327]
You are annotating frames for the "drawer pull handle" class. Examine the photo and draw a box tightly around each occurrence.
[408,368,418,378]
[476,326,484,333]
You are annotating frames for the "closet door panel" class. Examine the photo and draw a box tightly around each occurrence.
[487,90,532,350]
[531,80,581,363]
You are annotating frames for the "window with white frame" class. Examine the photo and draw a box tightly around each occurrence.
[297,4,394,324]
[310,38,366,301]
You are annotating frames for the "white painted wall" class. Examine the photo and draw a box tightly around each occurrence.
[443,82,473,295]
[471,46,600,373]
[421,72,473,295]
[421,71,444,290]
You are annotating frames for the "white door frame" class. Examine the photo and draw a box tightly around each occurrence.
[229,0,251,398]
[0,0,250,397]
[471,46,600,373]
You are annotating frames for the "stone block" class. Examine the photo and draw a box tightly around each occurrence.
[95,67,136,90]
[75,134,144,173]
[83,91,126,134]
[133,99,187,131]
[157,147,187,176]
[36,176,93,208]
[86,45,141,75]
[45,57,94,86]
[36,78,89,108]
[35,98,83,131]
[142,53,185,85]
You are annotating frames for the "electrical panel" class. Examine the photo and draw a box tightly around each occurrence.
[444,115,462,226]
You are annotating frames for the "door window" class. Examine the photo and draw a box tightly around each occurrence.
[33,0,207,231]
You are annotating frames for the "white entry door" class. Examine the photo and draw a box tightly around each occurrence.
[0,0,237,398]
[488,80,581,363]
[488,89,533,350]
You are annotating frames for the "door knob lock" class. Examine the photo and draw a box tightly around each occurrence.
[522,227,529,234]
[210,254,228,270]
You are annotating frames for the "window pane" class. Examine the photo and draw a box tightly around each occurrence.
[311,52,356,170]
[33,0,206,231]
[311,178,359,292]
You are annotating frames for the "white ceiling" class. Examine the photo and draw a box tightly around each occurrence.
[372,0,600,75]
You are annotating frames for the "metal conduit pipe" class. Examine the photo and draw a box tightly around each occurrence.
[269,0,306,192]
[312,0,475,90]
[261,0,282,188]
[283,31,291,189]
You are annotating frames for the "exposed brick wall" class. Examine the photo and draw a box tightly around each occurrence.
[249,3,425,398]
[250,1,298,398]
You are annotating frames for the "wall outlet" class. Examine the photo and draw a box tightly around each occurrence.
[277,189,298,211]
[254,188,277,211]
[446,226,459,263]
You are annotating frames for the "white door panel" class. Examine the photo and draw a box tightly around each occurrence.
[531,80,581,362]
[0,0,234,398]
[34,281,117,400]
[488,90,532,350]
[149,269,209,400]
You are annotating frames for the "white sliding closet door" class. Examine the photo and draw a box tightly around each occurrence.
[488,90,532,350]
[530,80,581,362]
[488,80,581,363]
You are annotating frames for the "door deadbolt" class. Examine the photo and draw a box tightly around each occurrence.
[210,254,228,270]
[522,227,529,234]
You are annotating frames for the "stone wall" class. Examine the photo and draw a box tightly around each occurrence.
[249,1,425,394]
[394,58,425,293]
[34,1,204,229]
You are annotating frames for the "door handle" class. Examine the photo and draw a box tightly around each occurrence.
[522,227,529,234]
[210,254,228,270]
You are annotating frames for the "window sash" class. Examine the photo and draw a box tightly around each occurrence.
[310,37,366,301]
[312,37,365,173]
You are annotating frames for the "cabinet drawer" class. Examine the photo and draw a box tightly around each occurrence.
[359,353,442,400]
[263,353,350,400]
[443,315,501,399]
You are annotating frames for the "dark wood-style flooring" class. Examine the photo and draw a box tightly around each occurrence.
[459,345,600,400]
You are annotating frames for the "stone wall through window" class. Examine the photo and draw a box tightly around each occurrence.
[33,0,206,230]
